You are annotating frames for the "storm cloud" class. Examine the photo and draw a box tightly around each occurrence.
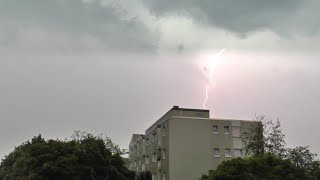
[0,0,158,52]
[0,0,319,53]
[144,0,320,36]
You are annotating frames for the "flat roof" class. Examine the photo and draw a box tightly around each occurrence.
[171,116,254,123]
[172,106,209,112]
[145,106,210,134]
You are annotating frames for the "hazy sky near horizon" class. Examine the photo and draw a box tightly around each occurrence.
[1,0,320,159]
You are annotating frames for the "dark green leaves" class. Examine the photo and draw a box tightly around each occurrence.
[0,132,135,180]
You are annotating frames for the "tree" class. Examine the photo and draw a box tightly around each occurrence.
[286,146,318,172]
[200,153,312,180]
[309,160,320,178]
[0,132,135,180]
[242,115,286,157]
[240,116,320,178]
[241,115,265,157]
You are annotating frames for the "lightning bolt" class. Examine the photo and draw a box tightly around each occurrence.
[203,85,209,109]
[202,48,226,109]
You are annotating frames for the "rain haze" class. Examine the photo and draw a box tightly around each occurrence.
[1,0,320,160]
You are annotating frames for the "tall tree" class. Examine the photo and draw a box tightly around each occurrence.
[265,119,286,157]
[242,115,286,157]
[241,115,265,157]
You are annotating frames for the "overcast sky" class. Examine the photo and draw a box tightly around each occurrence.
[1,0,320,159]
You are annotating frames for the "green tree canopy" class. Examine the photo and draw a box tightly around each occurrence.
[200,153,312,180]
[0,132,135,180]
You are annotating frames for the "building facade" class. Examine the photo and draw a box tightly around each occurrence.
[129,106,256,180]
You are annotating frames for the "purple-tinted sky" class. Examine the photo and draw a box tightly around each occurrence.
[0,0,320,159]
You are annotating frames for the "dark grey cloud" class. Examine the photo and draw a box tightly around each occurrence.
[0,0,158,52]
[144,0,320,36]
[0,0,319,53]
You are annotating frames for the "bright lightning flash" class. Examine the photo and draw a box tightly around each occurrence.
[202,48,226,109]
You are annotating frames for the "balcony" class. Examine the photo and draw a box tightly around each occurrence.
[157,161,161,171]
[142,146,146,155]
[157,127,162,148]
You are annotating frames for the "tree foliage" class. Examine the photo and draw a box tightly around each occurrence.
[287,146,318,172]
[241,116,319,172]
[0,132,135,180]
[242,115,286,157]
[200,153,312,180]
[241,116,265,157]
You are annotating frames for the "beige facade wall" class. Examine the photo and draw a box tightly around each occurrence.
[168,117,255,180]
[129,106,256,180]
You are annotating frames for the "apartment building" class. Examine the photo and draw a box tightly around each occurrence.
[128,106,256,180]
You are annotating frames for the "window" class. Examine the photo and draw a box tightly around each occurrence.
[146,138,149,146]
[162,125,166,137]
[145,156,149,164]
[162,173,166,180]
[213,148,220,157]
[224,126,229,134]
[162,149,166,159]
[234,149,242,157]
[225,149,231,157]
[152,153,157,162]
[142,164,145,171]
[212,125,218,134]
[152,133,157,143]
[232,127,241,137]
[142,142,146,154]
[134,161,137,167]
[139,159,141,165]
[137,144,139,156]
[152,174,156,180]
